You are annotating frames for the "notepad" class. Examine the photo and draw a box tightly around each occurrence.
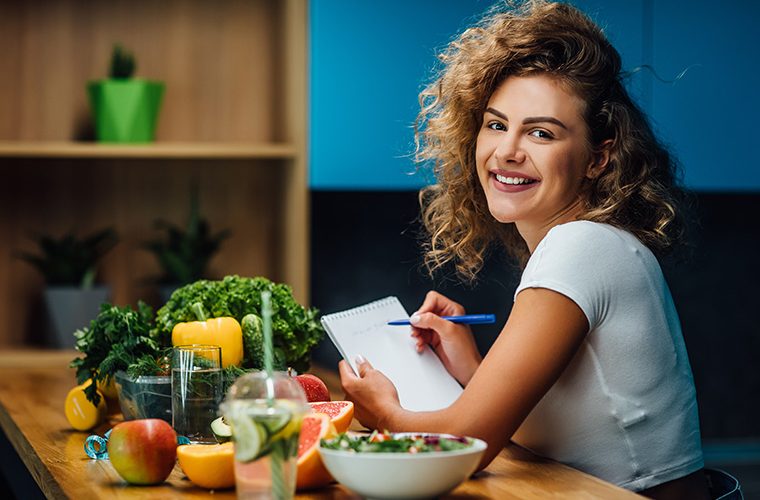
[320,296,463,412]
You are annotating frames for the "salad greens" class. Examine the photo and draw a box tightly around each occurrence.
[321,431,472,453]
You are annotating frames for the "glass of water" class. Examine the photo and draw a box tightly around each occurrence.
[171,344,223,444]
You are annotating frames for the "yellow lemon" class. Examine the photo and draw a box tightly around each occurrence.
[64,381,106,431]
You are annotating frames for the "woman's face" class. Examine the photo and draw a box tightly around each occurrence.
[476,74,594,234]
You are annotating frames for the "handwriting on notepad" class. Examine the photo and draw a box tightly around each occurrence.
[351,319,398,337]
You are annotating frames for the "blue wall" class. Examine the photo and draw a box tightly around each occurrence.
[309,0,760,191]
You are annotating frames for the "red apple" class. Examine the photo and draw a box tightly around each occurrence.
[108,418,177,485]
[295,373,330,402]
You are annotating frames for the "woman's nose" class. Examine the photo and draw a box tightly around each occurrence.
[494,133,526,164]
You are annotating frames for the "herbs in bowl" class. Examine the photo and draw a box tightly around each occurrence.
[319,431,487,499]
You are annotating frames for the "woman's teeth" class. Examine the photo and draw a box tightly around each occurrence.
[495,174,536,185]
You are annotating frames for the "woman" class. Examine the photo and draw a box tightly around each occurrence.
[339,1,709,498]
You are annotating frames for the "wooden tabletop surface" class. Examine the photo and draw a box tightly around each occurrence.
[0,350,643,499]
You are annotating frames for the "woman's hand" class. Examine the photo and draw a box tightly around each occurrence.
[410,291,483,385]
[339,357,401,431]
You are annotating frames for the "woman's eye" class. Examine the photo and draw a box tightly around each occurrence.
[486,121,506,131]
[529,129,553,140]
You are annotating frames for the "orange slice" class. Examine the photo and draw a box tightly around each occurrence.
[177,442,235,490]
[308,401,354,433]
[296,413,336,490]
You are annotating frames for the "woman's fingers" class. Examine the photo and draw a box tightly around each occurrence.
[416,290,466,317]
[410,311,459,338]
[354,355,373,377]
[338,357,374,381]
[339,359,357,381]
[411,328,434,352]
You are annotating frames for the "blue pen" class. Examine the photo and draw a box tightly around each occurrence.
[387,314,496,326]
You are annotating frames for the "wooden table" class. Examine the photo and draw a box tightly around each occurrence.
[0,350,643,499]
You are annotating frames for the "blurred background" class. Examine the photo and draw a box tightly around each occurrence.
[1,0,757,494]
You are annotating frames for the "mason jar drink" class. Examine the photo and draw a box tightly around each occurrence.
[221,371,308,499]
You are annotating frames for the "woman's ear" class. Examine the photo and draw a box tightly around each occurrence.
[586,139,613,179]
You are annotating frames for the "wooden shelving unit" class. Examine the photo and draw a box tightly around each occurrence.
[0,0,309,347]
[0,142,298,160]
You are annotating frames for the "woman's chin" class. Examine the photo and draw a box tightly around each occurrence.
[487,205,520,224]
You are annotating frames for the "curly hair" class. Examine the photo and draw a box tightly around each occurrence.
[417,0,687,281]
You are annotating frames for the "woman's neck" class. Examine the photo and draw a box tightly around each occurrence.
[516,200,584,253]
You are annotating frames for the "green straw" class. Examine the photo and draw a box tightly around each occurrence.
[262,290,274,377]
[261,290,275,403]
[261,290,288,498]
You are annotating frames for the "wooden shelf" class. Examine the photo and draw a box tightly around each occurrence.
[0,141,298,159]
[0,0,310,348]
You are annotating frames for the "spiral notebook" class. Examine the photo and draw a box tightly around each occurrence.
[320,296,463,412]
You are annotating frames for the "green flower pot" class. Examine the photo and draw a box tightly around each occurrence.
[87,79,165,143]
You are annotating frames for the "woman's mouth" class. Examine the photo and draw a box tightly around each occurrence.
[491,172,539,192]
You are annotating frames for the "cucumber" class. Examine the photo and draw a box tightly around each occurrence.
[211,416,232,443]
[229,414,265,462]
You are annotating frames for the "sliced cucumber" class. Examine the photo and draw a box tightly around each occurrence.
[229,414,264,462]
[211,416,232,443]
[258,407,292,437]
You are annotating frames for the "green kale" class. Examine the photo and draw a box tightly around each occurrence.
[70,301,163,405]
[154,275,323,372]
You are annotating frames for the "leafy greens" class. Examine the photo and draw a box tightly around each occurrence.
[154,275,323,373]
[70,301,165,405]
[71,275,324,405]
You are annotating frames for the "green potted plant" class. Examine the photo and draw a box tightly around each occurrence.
[17,228,118,348]
[144,188,231,302]
[88,43,165,143]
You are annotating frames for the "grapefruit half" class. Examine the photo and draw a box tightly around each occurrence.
[296,412,336,490]
[308,401,354,433]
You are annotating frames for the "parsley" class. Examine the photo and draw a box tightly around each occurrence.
[70,302,163,406]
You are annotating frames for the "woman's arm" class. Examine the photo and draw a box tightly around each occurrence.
[340,287,589,469]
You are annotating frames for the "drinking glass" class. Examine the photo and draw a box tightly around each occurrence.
[220,371,308,500]
[171,344,223,444]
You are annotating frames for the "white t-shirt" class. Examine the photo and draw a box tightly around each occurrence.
[512,221,703,491]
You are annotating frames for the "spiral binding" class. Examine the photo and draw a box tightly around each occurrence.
[321,296,398,321]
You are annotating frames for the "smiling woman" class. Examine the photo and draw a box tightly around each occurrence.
[475,75,601,250]
[338,1,714,499]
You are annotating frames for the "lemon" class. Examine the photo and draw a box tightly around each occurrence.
[64,381,106,431]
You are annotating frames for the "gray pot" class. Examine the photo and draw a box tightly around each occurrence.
[43,286,110,348]
[115,370,172,424]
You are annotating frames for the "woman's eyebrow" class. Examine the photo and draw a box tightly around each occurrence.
[484,107,568,130]
[523,116,568,130]
[485,107,509,121]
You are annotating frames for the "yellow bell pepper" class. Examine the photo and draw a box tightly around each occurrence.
[172,303,244,368]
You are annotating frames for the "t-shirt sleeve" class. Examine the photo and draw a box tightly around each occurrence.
[514,222,620,330]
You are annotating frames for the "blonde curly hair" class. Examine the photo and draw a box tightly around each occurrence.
[417,0,686,281]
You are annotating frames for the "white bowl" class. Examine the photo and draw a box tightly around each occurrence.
[318,433,487,499]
